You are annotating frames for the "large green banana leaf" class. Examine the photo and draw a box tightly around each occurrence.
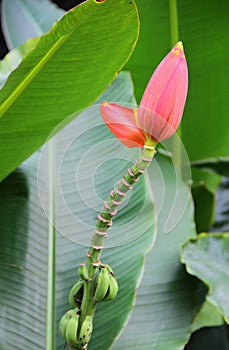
[0,0,139,181]
[184,179,229,349]
[181,233,229,324]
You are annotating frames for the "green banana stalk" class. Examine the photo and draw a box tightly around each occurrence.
[77,315,93,349]
[65,312,80,349]
[69,278,84,308]
[93,266,110,302]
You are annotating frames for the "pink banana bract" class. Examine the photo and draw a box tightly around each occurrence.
[100,41,188,147]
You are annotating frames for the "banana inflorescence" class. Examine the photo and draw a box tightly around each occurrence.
[59,263,118,349]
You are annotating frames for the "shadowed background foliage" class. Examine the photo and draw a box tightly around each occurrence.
[0,0,82,59]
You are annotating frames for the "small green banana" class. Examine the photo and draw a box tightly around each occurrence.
[59,308,79,339]
[69,278,84,308]
[65,312,80,349]
[93,266,110,302]
[77,315,93,349]
[78,264,89,281]
[59,312,71,339]
[103,273,118,301]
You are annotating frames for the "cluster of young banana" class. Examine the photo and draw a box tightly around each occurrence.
[93,264,118,303]
[59,307,93,350]
[60,263,118,349]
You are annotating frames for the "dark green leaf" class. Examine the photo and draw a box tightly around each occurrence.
[192,159,229,178]
[191,167,221,194]
[191,183,215,233]
[0,0,139,181]
[211,178,229,233]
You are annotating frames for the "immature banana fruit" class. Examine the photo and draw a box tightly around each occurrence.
[77,315,93,349]
[65,312,80,349]
[69,278,84,308]
[60,262,118,349]
[68,264,89,308]
[93,266,110,302]
[93,265,118,303]
[59,308,79,339]
[103,272,118,301]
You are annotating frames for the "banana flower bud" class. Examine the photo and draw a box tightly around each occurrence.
[100,41,188,147]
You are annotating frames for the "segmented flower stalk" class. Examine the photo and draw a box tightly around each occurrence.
[88,145,156,263]
[79,145,156,327]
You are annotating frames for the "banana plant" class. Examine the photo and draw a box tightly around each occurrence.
[0,1,229,350]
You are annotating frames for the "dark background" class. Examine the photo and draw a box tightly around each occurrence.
[0,0,83,59]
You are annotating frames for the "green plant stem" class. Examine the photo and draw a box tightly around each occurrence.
[46,139,56,350]
[169,0,182,173]
[79,146,156,327]
[169,0,179,47]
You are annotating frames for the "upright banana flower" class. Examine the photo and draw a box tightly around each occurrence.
[60,43,189,349]
[100,41,188,148]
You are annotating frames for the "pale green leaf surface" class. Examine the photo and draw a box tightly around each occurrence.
[181,233,229,324]
[0,37,39,88]
[125,0,229,161]
[191,300,224,332]
[0,72,156,350]
[114,154,198,350]
[0,0,139,181]
[0,157,48,350]
[1,0,65,49]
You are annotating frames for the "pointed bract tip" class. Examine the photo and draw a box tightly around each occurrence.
[176,41,183,50]
[172,41,185,57]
